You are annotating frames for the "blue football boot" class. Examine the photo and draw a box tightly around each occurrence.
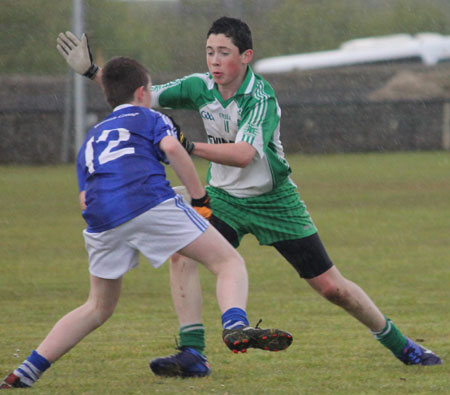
[150,347,211,378]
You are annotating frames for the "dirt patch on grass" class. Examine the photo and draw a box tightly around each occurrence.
[369,68,450,101]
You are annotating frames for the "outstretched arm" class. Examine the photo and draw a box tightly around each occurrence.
[56,31,103,86]
[192,141,256,168]
[180,138,256,168]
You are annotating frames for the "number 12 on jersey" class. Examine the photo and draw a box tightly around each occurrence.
[85,128,135,174]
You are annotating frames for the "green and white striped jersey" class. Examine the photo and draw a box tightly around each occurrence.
[151,67,292,197]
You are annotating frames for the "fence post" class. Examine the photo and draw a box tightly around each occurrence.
[443,102,450,150]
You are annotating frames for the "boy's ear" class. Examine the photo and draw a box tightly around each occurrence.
[134,85,145,102]
[242,49,253,64]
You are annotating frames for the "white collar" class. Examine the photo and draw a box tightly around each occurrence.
[113,104,134,112]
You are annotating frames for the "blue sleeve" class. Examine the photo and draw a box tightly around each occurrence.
[152,112,179,164]
[157,112,178,140]
[76,142,86,192]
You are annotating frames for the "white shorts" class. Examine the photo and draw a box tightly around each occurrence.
[83,195,208,279]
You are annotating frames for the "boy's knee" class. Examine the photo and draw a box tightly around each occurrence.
[85,300,116,327]
[171,253,196,267]
[96,307,115,327]
[317,281,352,307]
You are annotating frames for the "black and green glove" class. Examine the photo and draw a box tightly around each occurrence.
[164,113,195,155]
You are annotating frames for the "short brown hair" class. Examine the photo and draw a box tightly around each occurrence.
[101,56,150,108]
[207,17,252,54]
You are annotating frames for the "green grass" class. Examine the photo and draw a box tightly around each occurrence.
[0,151,449,394]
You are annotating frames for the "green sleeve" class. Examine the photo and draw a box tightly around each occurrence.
[239,95,280,150]
[151,73,211,110]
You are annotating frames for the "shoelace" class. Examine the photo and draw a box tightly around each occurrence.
[402,344,423,363]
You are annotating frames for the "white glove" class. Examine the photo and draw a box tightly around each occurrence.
[56,31,99,79]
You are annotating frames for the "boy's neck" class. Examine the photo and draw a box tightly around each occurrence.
[216,67,248,101]
[217,85,237,101]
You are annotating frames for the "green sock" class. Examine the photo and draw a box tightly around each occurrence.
[179,323,206,354]
[372,317,408,356]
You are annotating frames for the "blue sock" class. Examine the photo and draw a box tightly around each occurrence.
[14,350,51,387]
[222,307,249,329]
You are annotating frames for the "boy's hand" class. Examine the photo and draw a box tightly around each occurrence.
[191,193,212,220]
[56,31,99,79]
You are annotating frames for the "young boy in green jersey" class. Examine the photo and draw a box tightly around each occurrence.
[56,16,441,378]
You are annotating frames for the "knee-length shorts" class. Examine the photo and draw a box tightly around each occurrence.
[83,195,208,279]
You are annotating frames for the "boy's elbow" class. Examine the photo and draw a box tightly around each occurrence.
[233,143,256,167]
[236,155,253,168]
[160,136,180,156]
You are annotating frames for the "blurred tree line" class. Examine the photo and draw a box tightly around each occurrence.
[1,0,450,76]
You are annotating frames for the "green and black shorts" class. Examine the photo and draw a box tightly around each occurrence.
[207,180,333,279]
[207,180,317,246]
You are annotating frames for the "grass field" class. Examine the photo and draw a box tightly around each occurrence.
[0,151,449,394]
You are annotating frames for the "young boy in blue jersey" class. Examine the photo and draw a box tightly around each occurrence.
[53,15,441,378]
[1,56,293,389]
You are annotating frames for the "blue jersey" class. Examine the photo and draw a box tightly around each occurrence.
[77,105,177,233]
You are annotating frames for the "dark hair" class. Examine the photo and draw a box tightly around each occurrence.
[207,16,252,54]
[101,56,150,108]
